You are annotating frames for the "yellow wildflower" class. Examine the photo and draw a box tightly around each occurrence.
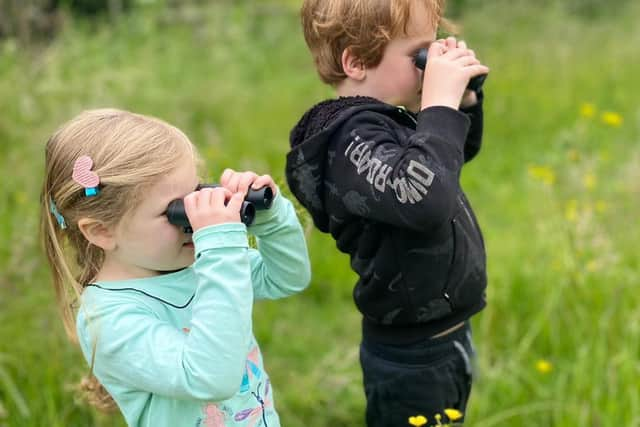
[408,415,428,426]
[601,111,623,127]
[582,173,596,191]
[579,102,596,118]
[595,200,608,213]
[527,165,556,186]
[444,408,464,421]
[565,199,578,222]
[535,359,553,374]
[586,260,598,273]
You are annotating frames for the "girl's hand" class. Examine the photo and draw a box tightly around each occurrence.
[421,36,489,110]
[183,187,245,232]
[219,168,278,197]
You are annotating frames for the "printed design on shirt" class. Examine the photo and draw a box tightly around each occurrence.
[201,403,227,427]
[344,130,435,204]
[234,380,272,427]
[240,346,263,393]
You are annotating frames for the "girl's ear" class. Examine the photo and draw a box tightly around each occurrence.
[77,218,117,251]
[341,48,366,81]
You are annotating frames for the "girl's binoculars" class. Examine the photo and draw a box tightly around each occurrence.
[166,184,273,230]
[413,48,487,92]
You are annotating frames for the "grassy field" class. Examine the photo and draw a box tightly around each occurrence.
[1,1,639,426]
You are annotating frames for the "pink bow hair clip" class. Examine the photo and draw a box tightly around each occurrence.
[72,155,101,196]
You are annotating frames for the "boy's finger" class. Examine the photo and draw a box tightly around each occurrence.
[446,36,457,50]
[428,41,446,57]
[442,47,472,60]
[469,64,490,77]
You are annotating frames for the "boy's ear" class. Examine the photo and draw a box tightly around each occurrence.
[77,218,117,251]
[341,48,366,81]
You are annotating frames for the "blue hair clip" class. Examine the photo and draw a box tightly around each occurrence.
[49,197,67,230]
[84,187,99,197]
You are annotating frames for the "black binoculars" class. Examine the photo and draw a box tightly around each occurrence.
[413,48,487,92]
[166,184,273,231]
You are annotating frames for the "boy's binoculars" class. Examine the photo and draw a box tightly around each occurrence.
[413,48,487,92]
[166,184,273,230]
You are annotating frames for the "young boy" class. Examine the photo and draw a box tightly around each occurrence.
[285,0,490,425]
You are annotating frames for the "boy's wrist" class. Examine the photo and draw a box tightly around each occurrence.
[459,90,478,108]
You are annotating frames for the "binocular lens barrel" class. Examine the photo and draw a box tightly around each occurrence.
[413,48,487,92]
[166,185,273,231]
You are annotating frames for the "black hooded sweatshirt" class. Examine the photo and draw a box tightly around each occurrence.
[286,96,487,345]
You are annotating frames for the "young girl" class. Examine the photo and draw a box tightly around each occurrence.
[40,108,311,427]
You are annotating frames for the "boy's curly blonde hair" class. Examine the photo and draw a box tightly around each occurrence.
[301,0,449,85]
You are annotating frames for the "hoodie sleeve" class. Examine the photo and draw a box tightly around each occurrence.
[327,105,470,231]
[460,89,484,163]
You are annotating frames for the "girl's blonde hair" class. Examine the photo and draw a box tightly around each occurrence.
[301,0,451,85]
[40,108,199,410]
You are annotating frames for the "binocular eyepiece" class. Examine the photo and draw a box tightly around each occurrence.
[166,184,273,231]
[413,48,487,92]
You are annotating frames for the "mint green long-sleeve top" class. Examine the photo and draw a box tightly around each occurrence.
[76,195,311,427]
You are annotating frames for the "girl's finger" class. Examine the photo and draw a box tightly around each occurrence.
[199,187,214,208]
[225,192,245,214]
[226,173,241,193]
[183,191,197,212]
[210,187,229,207]
[252,175,277,194]
[251,175,271,189]
[237,172,258,195]
[220,168,235,187]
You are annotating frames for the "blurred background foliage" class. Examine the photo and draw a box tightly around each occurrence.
[1,0,639,426]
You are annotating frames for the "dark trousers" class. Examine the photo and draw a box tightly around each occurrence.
[359,322,475,427]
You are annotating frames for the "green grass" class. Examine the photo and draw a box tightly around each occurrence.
[1,1,639,426]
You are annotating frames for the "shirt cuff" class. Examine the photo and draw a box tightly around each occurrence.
[193,222,248,255]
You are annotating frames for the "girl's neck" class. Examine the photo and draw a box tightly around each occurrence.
[95,256,161,282]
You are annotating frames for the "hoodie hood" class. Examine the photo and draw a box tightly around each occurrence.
[286,96,393,232]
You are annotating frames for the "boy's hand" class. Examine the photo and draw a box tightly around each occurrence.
[421,37,489,111]
[183,187,244,232]
[220,168,278,198]
[456,40,480,108]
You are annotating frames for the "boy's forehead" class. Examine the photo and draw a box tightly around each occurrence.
[403,1,438,38]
